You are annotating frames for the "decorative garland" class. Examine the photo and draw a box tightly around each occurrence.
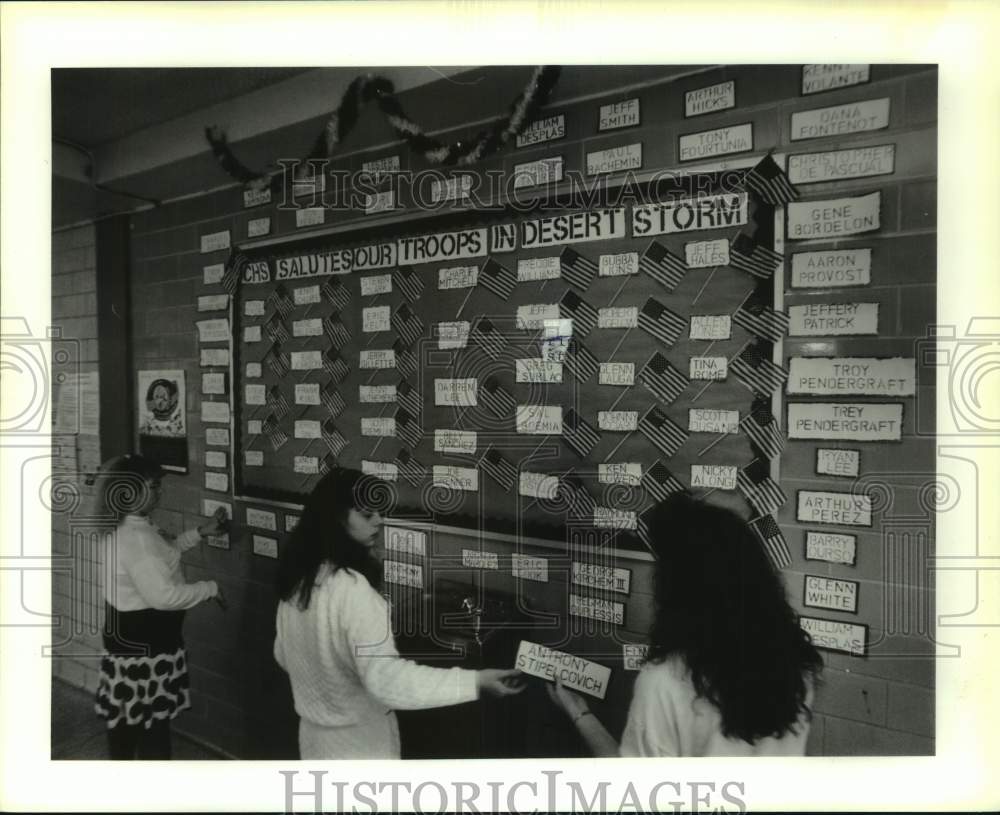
[206,66,562,190]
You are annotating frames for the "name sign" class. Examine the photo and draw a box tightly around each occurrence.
[295,208,324,228]
[791,249,872,288]
[202,373,226,395]
[787,192,881,240]
[599,410,638,432]
[243,186,272,208]
[361,155,400,183]
[384,560,423,589]
[817,448,861,477]
[434,429,477,455]
[432,465,479,492]
[599,98,640,131]
[800,616,867,656]
[437,321,470,350]
[519,471,560,499]
[598,462,642,486]
[200,348,230,367]
[689,315,732,340]
[434,378,477,407]
[245,384,266,405]
[522,208,627,249]
[516,359,563,383]
[247,216,271,237]
[516,303,560,329]
[293,318,323,337]
[203,263,225,284]
[789,145,895,184]
[598,307,638,329]
[205,451,227,469]
[571,562,631,595]
[363,305,391,333]
[797,490,873,527]
[252,535,278,559]
[361,274,392,296]
[293,456,319,475]
[438,265,478,289]
[246,508,277,531]
[290,350,322,370]
[586,143,642,175]
[517,114,566,148]
[569,594,626,626]
[197,318,230,343]
[623,644,650,671]
[634,193,748,237]
[791,98,890,141]
[361,417,396,437]
[593,508,637,530]
[198,294,229,312]
[245,363,261,379]
[359,349,395,369]
[516,256,560,283]
[245,450,264,467]
[688,408,740,434]
[200,230,231,253]
[384,527,427,557]
[359,385,397,403]
[516,405,563,435]
[515,641,611,699]
[512,156,564,189]
[206,428,230,446]
[690,464,737,490]
[787,358,915,396]
[788,302,879,336]
[689,356,727,380]
[685,80,735,117]
[243,326,262,343]
[362,460,398,481]
[599,252,639,277]
[679,123,753,162]
[599,362,634,386]
[429,175,472,204]
[788,402,902,441]
[293,285,321,305]
[205,471,229,492]
[804,576,859,613]
[685,239,730,268]
[462,549,500,569]
[512,554,548,582]
[201,402,230,424]
[806,531,857,565]
[802,64,871,95]
[294,420,322,439]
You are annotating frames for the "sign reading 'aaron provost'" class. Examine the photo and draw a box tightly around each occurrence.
[515,641,612,699]
[786,357,915,396]
[791,248,872,288]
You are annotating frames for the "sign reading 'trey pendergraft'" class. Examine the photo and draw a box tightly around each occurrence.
[786,357,915,396]
[515,641,612,699]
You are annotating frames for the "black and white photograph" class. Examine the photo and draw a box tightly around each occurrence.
[1,2,999,813]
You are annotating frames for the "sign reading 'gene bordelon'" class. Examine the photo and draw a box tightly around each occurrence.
[515,641,612,699]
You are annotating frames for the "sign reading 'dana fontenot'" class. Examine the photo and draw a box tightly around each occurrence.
[791,248,872,288]
[787,192,881,240]
[790,98,890,141]
[799,616,868,656]
[786,357,915,396]
[516,641,612,699]
[788,402,903,441]
[797,490,872,527]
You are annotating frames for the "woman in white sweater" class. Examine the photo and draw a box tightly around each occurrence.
[273,468,524,759]
[548,492,823,756]
[93,454,227,759]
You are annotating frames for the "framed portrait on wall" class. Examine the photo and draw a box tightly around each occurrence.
[137,368,189,472]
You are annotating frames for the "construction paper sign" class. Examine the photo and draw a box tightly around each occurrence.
[200,230,230,253]
[599,307,638,329]
[787,192,880,240]
[384,527,427,557]
[679,123,753,162]
[797,490,873,527]
[599,411,638,432]
[685,239,730,268]
[599,252,638,277]
[361,274,392,296]
[462,549,500,569]
[685,80,735,117]
[804,575,859,613]
[197,319,230,343]
[689,315,732,340]
[791,98,890,141]
[599,462,642,486]
[817,448,861,477]
[788,145,895,184]
[517,256,561,282]
[516,359,563,383]
[438,265,478,289]
[432,465,478,492]
[434,429,477,455]
[246,508,277,531]
[516,114,565,148]
[786,357,915,396]
[690,464,738,490]
[512,554,548,582]
[362,460,398,481]
[802,64,870,95]
[799,616,868,656]
[515,405,563,434]
[515,641,612,699]
[790,249,872,288]
[586,143,642,175]
[435,378,478,407]
[688,408,739,434]
[572,562,631,594]
[512,156,564,189]
[569,593,626,625]
[788,302,879,336]
[805,531,857,565]
[623,644,650,671]
[252,535,278,559]
[599,98,640,131]
[519,471,560,499]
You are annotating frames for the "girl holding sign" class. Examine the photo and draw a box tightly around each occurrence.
[548,492,822,756]
[273,468,524,759]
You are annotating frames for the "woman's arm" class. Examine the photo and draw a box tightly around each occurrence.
[172,507,229,552]
[122,534,218,610]
[547,676,619,757]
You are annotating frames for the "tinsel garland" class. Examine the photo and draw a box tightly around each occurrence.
[205,66,562,190]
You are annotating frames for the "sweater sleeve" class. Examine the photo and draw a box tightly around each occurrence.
[173,529,203,552]
[619,667,679,757]
[344,579,478,711]
[122,536,217,611]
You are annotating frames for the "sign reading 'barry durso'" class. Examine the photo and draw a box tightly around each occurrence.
[787,192,881,240]
[786,357,915,396]
[516,641,612,699]
[805,531,857,565]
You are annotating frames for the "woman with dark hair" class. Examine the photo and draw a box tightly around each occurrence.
[548,492,823,756]
[274,467,524,759]
[93,454,228,759]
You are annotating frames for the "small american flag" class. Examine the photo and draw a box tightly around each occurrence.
[321,278,351,311]
[563,338,599,382]
[733,294,790,343]
[265,343,289,377]
[559,289,598,337]
[393,339,417,379]
[321,383,347,417]
[638,352,688,405]
[391,303,424,347]
[395,407,422,448]
[639,406,688,457]
[636,513,653,552]
[562,408,600,458]
[394,448,424,487]
[730,343,788,396]
[471,317,507,361]
[737,458,788,516]
[730,233,783,280]
[562,474,597,522]
[267,385,290,419]
[479,445,518,492]
[481,376,515,418]
[642,460,686,504]
[480,257,516,300]
[221,250,245,294]
[321,419,348,456]
[267,284,294,320]
[750,514,792,570]
[265,313,290,344]
[638,297,686,347]
[740,399,785,460]
[322,347,350,383]
[323,314,351,348]
[319,453,337,476]
[392,266,425,302]
[742,154,799,206]
[560,247,597,292]
[639,240,687,292]
[397,380,421,417]
[263,414,288,451]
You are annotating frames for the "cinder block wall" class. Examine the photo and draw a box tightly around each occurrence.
[53,64,936,756]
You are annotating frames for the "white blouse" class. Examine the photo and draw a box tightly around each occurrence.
[104,514,217,611]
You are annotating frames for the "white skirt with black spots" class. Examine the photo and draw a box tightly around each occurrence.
[94,647,192,729]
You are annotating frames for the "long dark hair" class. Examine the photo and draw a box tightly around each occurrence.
[275,468,386,609]
[645,492,823,744]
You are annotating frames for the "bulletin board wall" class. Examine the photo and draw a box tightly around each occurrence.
[231,172,783,551]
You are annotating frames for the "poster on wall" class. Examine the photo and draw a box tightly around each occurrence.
[137,369,189,472]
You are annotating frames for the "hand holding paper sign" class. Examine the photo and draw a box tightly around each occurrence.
[546,674,590,719]
[476,669,526,698]
[547,676,619,758]
[198,506,230,537]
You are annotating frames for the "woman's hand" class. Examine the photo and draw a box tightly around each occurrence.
[198,506,229,538]
[477,669,526,698]
[213,584,228,611]
[546,675,590,721]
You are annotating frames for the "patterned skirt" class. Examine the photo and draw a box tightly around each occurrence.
[94,603,191,729]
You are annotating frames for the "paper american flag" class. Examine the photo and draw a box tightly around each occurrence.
[470,317,507,361]
[737,458,788,516]
[638,352,688,405]
[560,247,597,292]
[562,408,600,458]
[393,339,417,379]
[266,385,290,419]
[563,338,599,382]
[742,154,799,206]
[740,399,785,460]
[750,514,792,570]
[730,343,787,396]
[263,413,288,451]
[322,347,350,383]
[321,278,351,311]
[395,408,422,448]
[639,240,687,292]
[392,266,425,302]
[265,343,289,377]
[638,406,688,457]
[730,233,783,280]
[321,383,347,417]
[221,250,245,294]
[638,297,686,347]
[479,445,518,492]
[267,284,294,320]
[394,448,424,487]
[396,380,421,417]
[323,314,351,348]
[391,303,425,348]
[480,257,516,300]
[481,376,515,418]
[321,419,349,456]
[733,295,790,343]
[559,289,598,337]
[265,313,290,344]
[642,460,686,504]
